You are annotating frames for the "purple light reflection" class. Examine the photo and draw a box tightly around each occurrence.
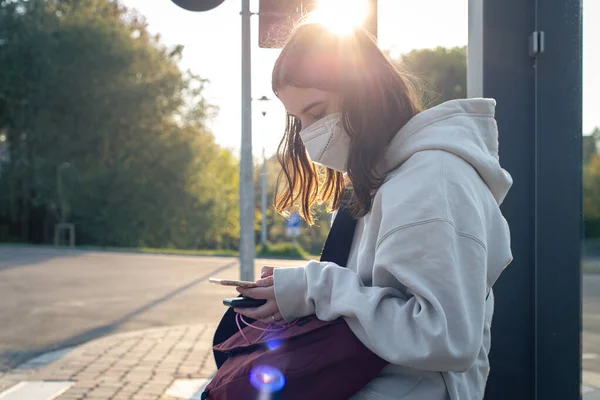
[250,365,286,393]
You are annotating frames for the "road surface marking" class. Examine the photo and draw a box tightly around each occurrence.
[585,353,600,360]
[0,381,74,400]
[584,370,600,389]
[584,385,597,394]
[165,379,210,399]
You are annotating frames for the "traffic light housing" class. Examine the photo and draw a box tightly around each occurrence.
[170,0,226,12]
[259,0,378,48]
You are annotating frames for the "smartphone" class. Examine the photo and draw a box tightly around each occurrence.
[223,297,267,308]
[209,277,257,288]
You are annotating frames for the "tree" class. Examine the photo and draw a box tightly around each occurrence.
[584,128,600,165]
[396,46,467,108]
[583,128,600,238]
[0,0,239,249]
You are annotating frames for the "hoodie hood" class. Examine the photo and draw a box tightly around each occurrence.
[381,98,512,205]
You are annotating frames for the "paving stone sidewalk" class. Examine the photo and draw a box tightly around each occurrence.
[0,324,216,400]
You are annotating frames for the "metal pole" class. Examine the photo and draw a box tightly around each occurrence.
[57,162,70,223]
[57,166,64,223]
[261,148,268,245]
[240,0,255,281]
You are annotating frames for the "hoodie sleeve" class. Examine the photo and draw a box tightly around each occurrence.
[273,218,488,372]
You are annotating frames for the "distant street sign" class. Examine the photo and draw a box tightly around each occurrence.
[286,212,301,238]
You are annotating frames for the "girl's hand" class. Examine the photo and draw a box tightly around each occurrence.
[260,266,275,279]
[235,268,282,324]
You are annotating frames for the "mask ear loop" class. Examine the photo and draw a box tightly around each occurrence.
[235,313,299,345]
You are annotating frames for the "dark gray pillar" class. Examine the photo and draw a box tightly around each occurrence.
[532,1,582,398]
[469,0,582,398]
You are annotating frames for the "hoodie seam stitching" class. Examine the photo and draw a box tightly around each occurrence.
[438,151,449,220]
[376,218,487,251]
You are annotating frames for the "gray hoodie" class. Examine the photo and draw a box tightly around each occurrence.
[273,98,513,400]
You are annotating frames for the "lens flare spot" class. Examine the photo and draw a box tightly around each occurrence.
[250,365,286,393]
[265,339,284,351]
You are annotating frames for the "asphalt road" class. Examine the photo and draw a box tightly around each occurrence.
[0,246,303,372]
[584,275,600,374]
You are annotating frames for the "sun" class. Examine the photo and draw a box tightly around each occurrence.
[310,0,371,35]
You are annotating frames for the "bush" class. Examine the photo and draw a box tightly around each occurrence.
[0,225,19,243]
[586,219,600,239]
[256,242,310,260]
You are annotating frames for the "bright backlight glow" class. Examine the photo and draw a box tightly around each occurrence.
[311,0,371,35]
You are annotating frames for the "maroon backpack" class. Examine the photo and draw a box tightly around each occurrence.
[202,204,387,399]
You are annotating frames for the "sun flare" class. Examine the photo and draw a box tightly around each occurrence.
[311,0,371,35]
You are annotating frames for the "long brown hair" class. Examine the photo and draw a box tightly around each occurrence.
[272,23,422,225]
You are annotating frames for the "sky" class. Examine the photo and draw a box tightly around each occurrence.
[122,0,599,158]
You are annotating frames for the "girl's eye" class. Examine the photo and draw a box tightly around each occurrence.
[311,112,325,121]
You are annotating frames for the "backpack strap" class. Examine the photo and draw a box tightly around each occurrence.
[319,203,357,267]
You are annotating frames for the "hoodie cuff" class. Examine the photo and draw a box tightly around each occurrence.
[273,266,315,323]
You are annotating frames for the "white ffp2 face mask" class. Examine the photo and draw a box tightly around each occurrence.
[298,112,351,172]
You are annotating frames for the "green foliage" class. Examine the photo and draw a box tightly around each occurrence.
[584,128,600,165]
[396,46,467,108]
[583,128,600,238]
[0,0,238,249]
[256,242,309,260]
